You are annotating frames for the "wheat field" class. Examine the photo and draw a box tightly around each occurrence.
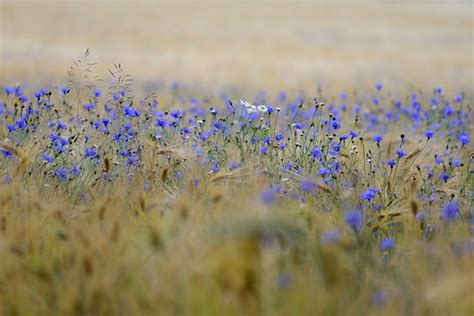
[0,1,473,315]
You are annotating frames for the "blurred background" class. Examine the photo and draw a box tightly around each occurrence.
[1,0,473,92]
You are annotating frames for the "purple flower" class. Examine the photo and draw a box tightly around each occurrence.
[424,129,435,140]
[41,153,54,163]
[396,148,406,158]
[59,85,69,95]
[83,103,96,111]
[57,120,67,130]
[318,167,331,176]
[386,158,396,168]
[6,124,17,132]
[274,133,285,141]
[345,209,363,233]
[123,105,140,117]
[375,82,383,91]
[260,187,276,205]
[16,117,27,129]
[373,134,383,143]
[300,178,316,193]
[70,163,81,176]
[260,146,269,155]
[85,146,98,159]
[439,172,449,182]
[3,86,14,95]
[361,187,379,201]
[0,148,13,159]
[441,200,459,221]
[380,237,395,251]
[54,167,68,181]
[310,147,323,159]
[457,131,470,145]
[349,130,359,138]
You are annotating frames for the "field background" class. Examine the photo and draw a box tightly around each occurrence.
[1,0,473,92]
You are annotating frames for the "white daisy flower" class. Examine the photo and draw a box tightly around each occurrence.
[257,105,268,113]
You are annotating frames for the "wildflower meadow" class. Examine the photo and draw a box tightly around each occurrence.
[0,2,473,315]
[0,49,472,315]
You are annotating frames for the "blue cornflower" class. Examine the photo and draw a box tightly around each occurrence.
[0,148,13,159]
[300,178,316,193]
[361,187,379,201]
[41,153,54,163]
[57,120,67,130]
[83,103,96,111]
[210,164,220,173]
[380,237,395,251]
[260,187,276,205]
[94,88,102,97]
[310,147,323,159]
[345,209,363,233]
[170,109,181,119]
[123,105,140,117]
[212,120,224,130]
[54,167,68,181]
[349,130,359,138]
[386,158,396,168]
[452,157,462,168]
[396,148,406,158]
[16,117,27,129]
[85,146,98,159]
[6,124,17,132]
[104,103,113,112]
[439,172,449,182]
[156,117,167,128]
[119,149,128,157]
[70,164,81,176]
[260,146,269,155]
[441,200,459,221]
[274,133,285,141]
[424,129,435,140]
[282,161,294,170]
[457,131,470,145]
[331,120,341,130]
[3,86,14,95]
[373,134,383,143]
[375,82,383,91]
[102,118,110,127]
[318,167,331,176]
[59,85,69,95]
[277,91,287,102]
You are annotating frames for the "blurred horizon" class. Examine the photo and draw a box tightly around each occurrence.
[1,1,473,92]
